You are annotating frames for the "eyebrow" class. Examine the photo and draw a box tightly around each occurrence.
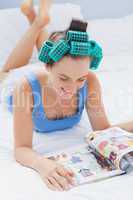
[59,73,88,79]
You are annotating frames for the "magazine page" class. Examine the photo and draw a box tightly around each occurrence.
[85,127,133,170]
[46,144,124,186]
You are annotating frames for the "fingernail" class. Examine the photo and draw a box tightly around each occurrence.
[71,180,76,186]
[69,172,74,176]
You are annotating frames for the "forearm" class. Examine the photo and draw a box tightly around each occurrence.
[113,121,133,132]
[14,147,48,173]
[88,109,111,131]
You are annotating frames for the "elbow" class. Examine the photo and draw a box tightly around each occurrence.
[14,147,22,163]
[92,121,111,131]
[14,145,31,163]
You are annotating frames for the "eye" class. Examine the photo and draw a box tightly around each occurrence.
[59,77,68,81]
[78,78,86,82]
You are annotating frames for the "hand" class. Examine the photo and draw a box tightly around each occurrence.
[38,158,75,191]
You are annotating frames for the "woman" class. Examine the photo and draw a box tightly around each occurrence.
[0,0,110,191]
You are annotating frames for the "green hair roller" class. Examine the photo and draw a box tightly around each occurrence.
[38,30,103,70]
[49,40,70,62]
[70,41,91,56]
[66,30,88,42]
[88,41,103,70]
[38,41,54,63]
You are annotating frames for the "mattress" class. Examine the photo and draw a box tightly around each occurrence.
[0,5,133,200]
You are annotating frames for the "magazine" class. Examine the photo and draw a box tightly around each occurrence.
[46,127,133,186]
[85,127,133,172]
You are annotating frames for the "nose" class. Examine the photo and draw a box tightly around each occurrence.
[64,81,78,94]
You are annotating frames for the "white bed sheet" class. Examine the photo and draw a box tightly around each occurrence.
[0,104,133,200]
[0,68,133,200]
[0,145,133,200]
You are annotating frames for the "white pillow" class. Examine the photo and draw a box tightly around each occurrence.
[0,3,83,68]
[98,53,133,72]
[87,14,133,56]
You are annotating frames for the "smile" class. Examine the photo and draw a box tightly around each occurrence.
[60,87,73,96]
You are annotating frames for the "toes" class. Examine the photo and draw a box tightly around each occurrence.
[21,4,32,16]
[21,3,29,15]
[21,1,36,23]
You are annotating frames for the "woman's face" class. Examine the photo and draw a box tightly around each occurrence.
[48,56,90,99]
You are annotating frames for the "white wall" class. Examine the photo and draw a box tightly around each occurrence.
[0,0,133,19]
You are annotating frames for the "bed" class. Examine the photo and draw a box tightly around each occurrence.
[0,3,133,200]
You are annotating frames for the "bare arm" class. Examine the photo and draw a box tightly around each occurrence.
[13,76,74,191]
[13,77,44,171]
[85,72,111,131]
[113,121,133,132]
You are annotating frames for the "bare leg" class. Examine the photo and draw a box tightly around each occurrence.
[21,0,50,50]
[2,0,51,73]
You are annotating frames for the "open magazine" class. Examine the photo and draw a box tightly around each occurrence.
[46,127,133,186]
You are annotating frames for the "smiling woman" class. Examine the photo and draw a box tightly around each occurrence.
[0,0,110,192]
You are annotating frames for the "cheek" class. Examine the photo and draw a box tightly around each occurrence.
[52,76,60,85]
[52,78,65,90]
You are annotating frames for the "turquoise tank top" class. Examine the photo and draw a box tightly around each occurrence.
[7,72,88,133]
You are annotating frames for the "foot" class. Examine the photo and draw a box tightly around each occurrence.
[35,0,52,28]
[21,0,36,24]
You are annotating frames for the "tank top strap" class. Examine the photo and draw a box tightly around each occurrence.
[25,72,42,109]
[78,80,88,111]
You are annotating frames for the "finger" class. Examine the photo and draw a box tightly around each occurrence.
[65,168,75,177]
[43,178,57,191]
[56,165,74,177]
[48,176,64,191]
[56,166,75,185]
[53,171,71,190]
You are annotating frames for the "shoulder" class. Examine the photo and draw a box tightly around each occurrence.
[14,69,49,94]
[86,71,100,84]
[33,68,49,87]
[86,71,101,92]
[13,69,49,110]
[12,76,33,111]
